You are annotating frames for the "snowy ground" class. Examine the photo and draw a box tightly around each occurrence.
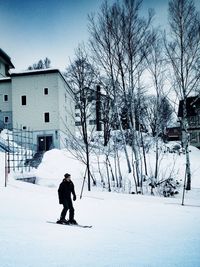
[0,145,200,267]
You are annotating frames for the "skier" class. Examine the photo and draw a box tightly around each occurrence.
[57,173,77,224]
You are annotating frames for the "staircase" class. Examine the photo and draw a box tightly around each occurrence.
[24,151,44,168]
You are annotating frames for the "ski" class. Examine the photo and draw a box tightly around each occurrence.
[47,221,92,228]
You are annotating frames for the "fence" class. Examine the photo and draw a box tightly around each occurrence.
[5,127,36,173]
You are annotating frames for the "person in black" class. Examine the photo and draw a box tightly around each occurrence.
[58,173,77,224]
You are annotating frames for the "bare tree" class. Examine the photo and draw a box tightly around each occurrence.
[88,1,132,174]
[144,95,173,137]
[165,0,200,190]
[27,57,51,70]
[65,45,97,191]
[88,0,154,192]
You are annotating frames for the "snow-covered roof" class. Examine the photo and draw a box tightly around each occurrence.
[10,68,61,76]
[9,68,73,95]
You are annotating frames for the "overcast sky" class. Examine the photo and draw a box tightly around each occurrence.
[0,0,199,71]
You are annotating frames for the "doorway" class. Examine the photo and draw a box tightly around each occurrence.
[37,135,53,151]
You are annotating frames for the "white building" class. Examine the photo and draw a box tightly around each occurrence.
[75,85,108,132]
[0,49,75,151]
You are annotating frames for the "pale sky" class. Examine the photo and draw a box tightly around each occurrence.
[0,0,199,71]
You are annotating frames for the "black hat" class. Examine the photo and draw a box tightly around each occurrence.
[64,173,71,178]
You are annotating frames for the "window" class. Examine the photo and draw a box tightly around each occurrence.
[22,126,27,130]
[4,95,8,102]
[4,116,9,124]
[44,112,50,123]
[44,88,48,95]
[75,121,81,126]
[21,95,27,105]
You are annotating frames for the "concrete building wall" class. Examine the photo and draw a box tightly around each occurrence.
[11,72,59,131]
[10,70,76,150]
[57,74,75,138]
[0,79,12,129]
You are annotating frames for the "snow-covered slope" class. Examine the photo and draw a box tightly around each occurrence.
[0,178,200,267]
[0,144,200,267]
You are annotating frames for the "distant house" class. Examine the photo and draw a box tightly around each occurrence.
[178,96,200,148]
[0,48,75,151]
[165,127,181,141]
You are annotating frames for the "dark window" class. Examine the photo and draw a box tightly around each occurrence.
[21,95,26,105]
[22,126,27,130]
[4,116,9,123]
[75,121,81,126]
[44,88,48,95]
[4,95,8,101]
[44,112,50,122]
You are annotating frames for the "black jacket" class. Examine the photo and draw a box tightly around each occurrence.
[58,179,76,204]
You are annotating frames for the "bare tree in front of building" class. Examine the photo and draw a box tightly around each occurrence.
[88,0,154,192]
[65,45,97,191]
[165,0,200,190]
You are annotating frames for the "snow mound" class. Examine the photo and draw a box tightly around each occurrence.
[35,149,85,188]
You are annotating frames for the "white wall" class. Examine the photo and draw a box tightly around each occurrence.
[0,79,12,129]
[0,79,12,111]
[10,70,76,150]
[11,72,59,131]
[58,74,75,135]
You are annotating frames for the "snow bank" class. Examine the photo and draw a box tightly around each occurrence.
[35,149,85,188]
[34,144,200,193]
[0,179,199,267]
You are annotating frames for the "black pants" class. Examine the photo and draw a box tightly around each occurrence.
[60,199,74,221]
